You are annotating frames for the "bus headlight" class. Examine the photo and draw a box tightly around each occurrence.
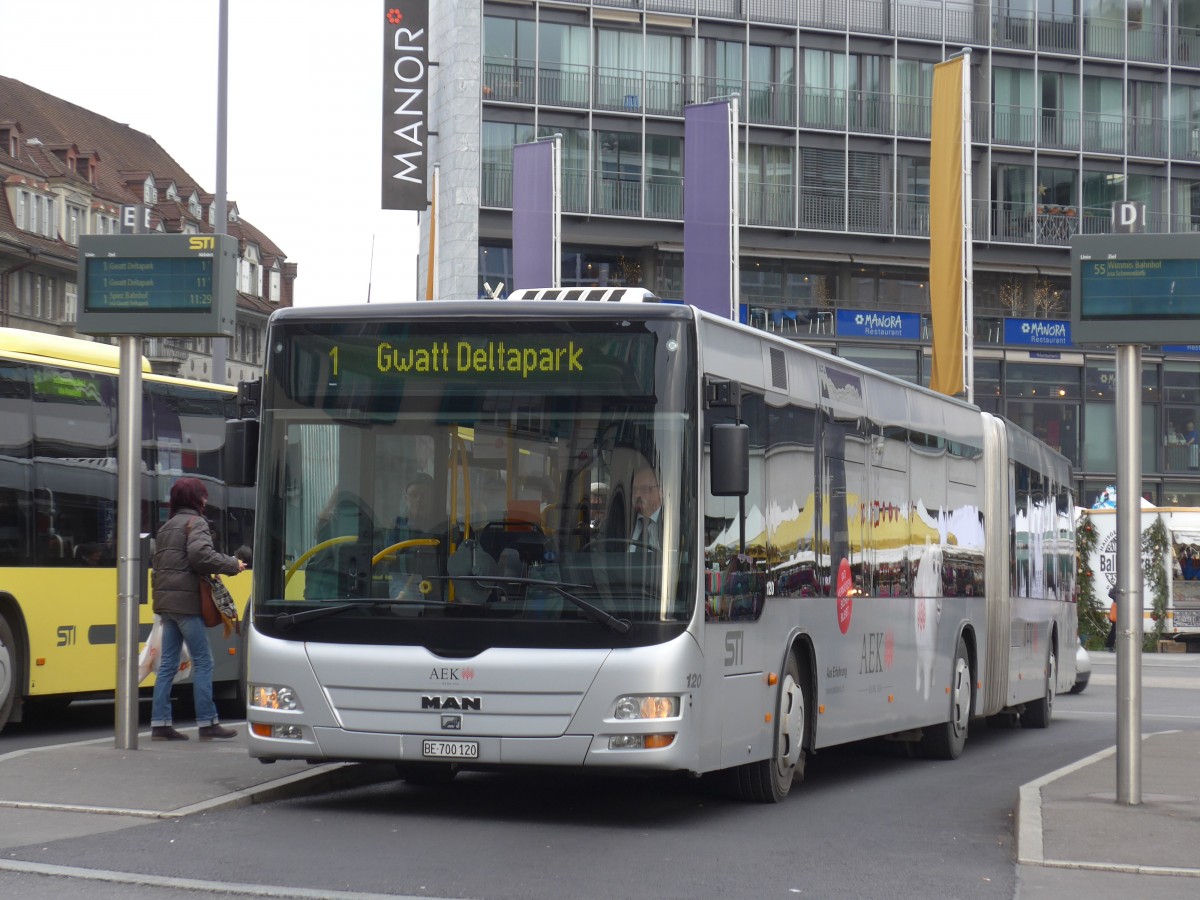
[608,734,676,750]
[614,695,679,720]
[250,685,301,711]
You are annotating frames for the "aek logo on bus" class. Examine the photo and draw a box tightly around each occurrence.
[860,631,895,674]
[428,666,475,681]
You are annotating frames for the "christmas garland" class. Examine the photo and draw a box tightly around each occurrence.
[1075,513,1106,646]
[1141,517,1171,650]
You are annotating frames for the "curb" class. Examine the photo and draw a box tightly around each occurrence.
[1016,732,1200,878]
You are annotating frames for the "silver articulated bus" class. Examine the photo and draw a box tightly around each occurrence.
[239,290,1075,802]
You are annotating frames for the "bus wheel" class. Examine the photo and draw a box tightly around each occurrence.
[1020,647,1056,729]
[395,762,459,785]
[732,652,807,803]
[920,636,971,760]
[0,615,20,732]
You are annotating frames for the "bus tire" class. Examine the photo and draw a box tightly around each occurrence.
[920,635,971,760]
[0,614,20,733]
[731,652,807,803]
[1020,646,1056,729]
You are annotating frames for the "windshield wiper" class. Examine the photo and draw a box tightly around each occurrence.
[444,575,632,634]
[269,597,480,630]
[272,602,367,630]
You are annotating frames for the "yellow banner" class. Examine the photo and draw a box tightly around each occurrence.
[929,56,964,397]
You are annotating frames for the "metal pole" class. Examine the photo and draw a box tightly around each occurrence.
[115,336,143,749]
[552,135,562,289]
[1115,342,1142,804]
[211,0,229,384]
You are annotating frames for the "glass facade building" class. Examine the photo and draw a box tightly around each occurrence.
[423,0,1200,507]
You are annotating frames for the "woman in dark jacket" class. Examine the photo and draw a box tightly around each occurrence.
[150,477,246,741]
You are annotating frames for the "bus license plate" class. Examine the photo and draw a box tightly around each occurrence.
[422,740,479,759]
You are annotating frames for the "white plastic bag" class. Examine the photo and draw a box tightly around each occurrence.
[138,615,192,683]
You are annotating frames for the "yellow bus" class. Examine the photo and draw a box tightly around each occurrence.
[0,327,255,732]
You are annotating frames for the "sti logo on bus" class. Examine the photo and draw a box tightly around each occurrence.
[422,696,482,711]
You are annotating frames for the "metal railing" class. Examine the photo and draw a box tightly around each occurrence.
[480,159,1193,242]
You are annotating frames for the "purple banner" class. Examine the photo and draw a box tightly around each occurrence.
[684,102,732,318]
[513,141,555,290]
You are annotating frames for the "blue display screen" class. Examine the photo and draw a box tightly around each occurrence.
[84,256,214,311]
[1079,257,1200,320]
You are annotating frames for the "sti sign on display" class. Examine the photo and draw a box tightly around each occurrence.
[75,234,237,337]
[1071,233,1200,344]
[381,1,429,210]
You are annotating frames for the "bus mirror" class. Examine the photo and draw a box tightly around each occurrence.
[710,424,749,496]
[224,418,259,487]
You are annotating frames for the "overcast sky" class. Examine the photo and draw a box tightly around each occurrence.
[4,0,420,307]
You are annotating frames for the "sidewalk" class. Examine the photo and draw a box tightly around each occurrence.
[0,726,392,848]
[1015,653,1200,899]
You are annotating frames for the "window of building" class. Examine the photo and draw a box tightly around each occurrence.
[1038,164,1077,208]
[1041,70,1081,149]
[1082,74,1123,153]
[849,53,890,133]
[800,147,844,230]
[994,66,1034,145]
[538,22,590,106]
[594,129,641,215]
[701,38,743,101]
[536,125,589,213]
[483,14,535,103]
[645,133,682,219]
[801,48,847,130]
[743,144,794,227]
[481,120,536,208]
[1171,176,1200,231]
[596,28,643,110]
[748,43,795,125]
[849,150,891,232]
[895,58,932,137]
[645,33,684,114]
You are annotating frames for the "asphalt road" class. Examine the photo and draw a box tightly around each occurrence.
[2,653,1198,900]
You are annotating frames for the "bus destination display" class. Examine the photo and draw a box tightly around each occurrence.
[287,327,663,402]
[85,256,214,311]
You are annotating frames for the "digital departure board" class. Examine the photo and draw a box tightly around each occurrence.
[1072,233,1200,345]
[76,234,237,337]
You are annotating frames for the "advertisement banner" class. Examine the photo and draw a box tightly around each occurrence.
[512,141,555,290]
[381,1,429,210]
[835,310,920,340]
[683,101,733,319]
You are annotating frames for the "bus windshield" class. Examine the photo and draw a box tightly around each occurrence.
[255,314,697,649]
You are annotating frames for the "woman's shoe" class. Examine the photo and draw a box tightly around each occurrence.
[198,724,238,740]
[151,725,189,741]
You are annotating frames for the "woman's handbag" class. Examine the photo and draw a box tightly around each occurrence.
[201,575,240,637]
